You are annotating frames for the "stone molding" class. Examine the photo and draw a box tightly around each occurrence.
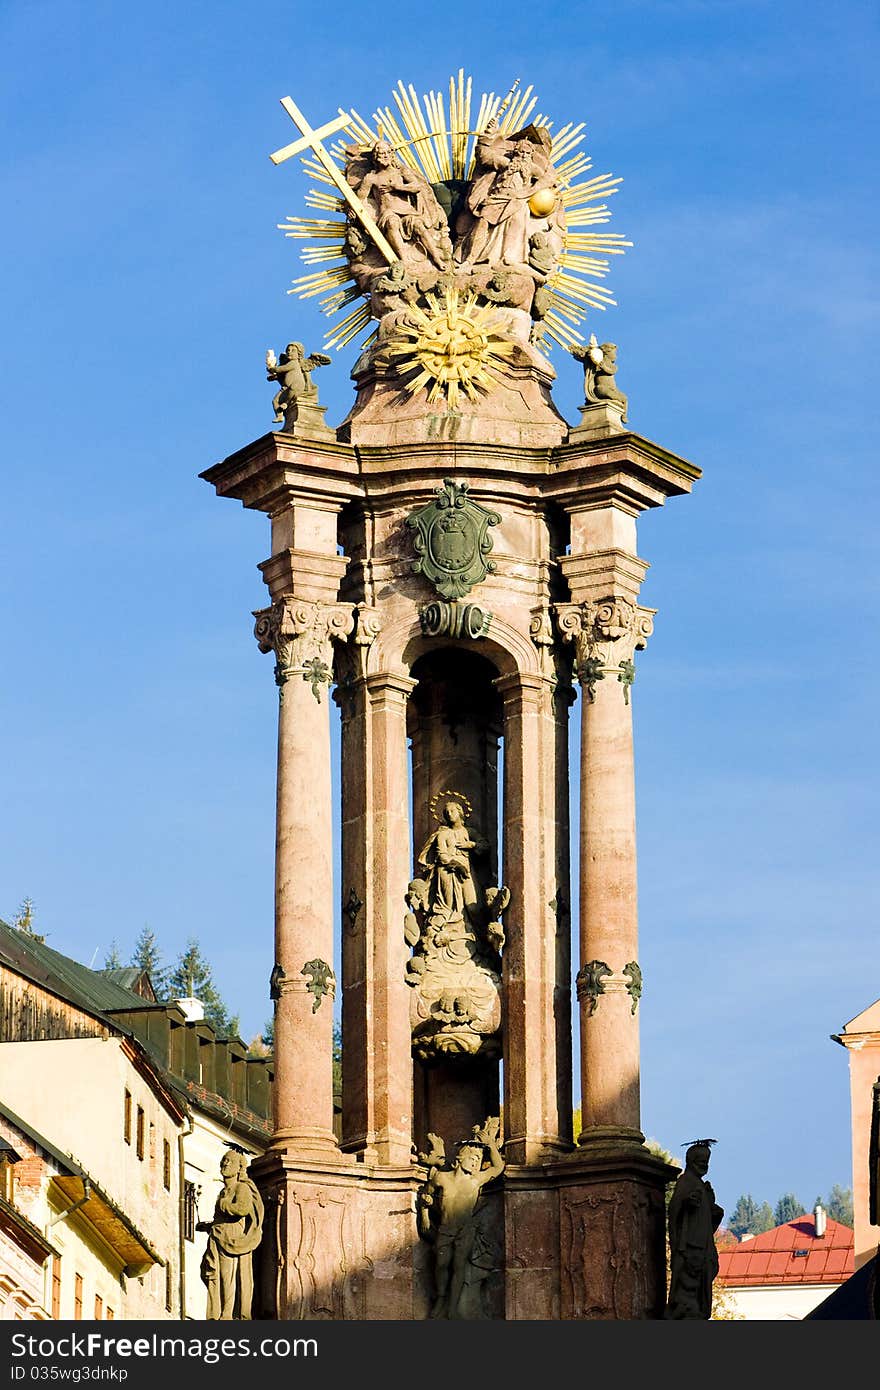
[253,597,355,697]
[555,598,655,701]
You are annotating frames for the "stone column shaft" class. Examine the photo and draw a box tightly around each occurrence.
[499,672,572,1164]
[558,597,653,1141]
[340,664,415,1165]
[255,599,353,1154]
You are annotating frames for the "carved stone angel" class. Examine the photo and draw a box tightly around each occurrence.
[569,335,628,422]
[266,343,331,423]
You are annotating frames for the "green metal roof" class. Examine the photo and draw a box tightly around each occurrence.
[0,918,164,1017]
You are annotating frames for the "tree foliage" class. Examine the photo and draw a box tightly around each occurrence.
[167,937,239,1037]
[729,1194,774,1238]
[774,1193,806,1225]
[102,939,123,970]
[131,924,169,997]
[825,1184,854,1227]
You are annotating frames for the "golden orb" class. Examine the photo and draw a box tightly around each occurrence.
[528,188,557,217]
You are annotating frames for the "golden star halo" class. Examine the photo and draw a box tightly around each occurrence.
[382,289,516,410]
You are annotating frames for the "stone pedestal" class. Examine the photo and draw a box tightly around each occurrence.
[201,391,700,1319]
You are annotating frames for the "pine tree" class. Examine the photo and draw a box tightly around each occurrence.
[12,898,44,941]
[167,937,238,1036]
[131,925,169,997]
[825,1184,854,1227]
[754,1201,774,1233]
[729,1193,774,1238]
[774,1193,806,1225]
[103,940,124,970]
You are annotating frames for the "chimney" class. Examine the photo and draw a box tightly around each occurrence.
[813,1201,826,1238]
[174,994,205,1023]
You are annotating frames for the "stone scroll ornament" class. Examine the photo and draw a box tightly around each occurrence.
[404,791,508,1062]
[269,73,630,410]
[556,597,655,704]
[416,1116,505,1320]
[253,598,354,703]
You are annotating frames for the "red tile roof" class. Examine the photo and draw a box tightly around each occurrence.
[717,1217,854,1287]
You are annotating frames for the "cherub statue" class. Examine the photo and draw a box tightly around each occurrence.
[265,342,331,423]
[569,335,628,421]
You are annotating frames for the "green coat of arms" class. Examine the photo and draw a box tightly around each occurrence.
[407,479,501,601]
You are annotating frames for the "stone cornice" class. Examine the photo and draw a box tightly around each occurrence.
[201,428,699,518]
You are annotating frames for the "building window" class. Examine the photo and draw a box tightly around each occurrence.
[149,1121,156,1162]
[136,1107,145,1161]
[183,1181,197,1242]
[51,1256,61,1320]
[94,1294,103,1319]
[124,1090,132,1145]
[165,1261,173,1313]
[74,1273,83,1320]
[106,1307,114,1321]
[163,1139,171,1190]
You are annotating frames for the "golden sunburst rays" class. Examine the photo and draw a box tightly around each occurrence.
[275,71,630,356]
[383,288,517,412]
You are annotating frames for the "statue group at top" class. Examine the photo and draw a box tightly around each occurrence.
[343,115,562,338]
[275,74,629,408]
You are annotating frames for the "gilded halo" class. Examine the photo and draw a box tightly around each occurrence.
[429,790,474,823]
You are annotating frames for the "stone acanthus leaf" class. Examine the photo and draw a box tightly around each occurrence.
[554,599,655,696]
[253,598,355,688]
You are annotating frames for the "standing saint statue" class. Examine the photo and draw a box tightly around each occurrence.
[418,1117,505,1319]
[198,1149,264,1320]
[417,797,485,931]
[666,1140,724,1319]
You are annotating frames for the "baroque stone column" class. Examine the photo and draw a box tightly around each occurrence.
[254,597,354,1154]
[497,666,573,1164]
[336,608,416,1165]
[556,597,654,1141]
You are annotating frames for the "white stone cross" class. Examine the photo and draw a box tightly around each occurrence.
[270,96,397,265]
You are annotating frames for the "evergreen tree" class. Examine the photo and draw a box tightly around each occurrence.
[167,937,239,1036]
[131,925,169,997]
[103,940,124,970]
[262,1015,274,1049]
[12,898,45,941]
[754,1201,774,1233]
[729,1194,774,1238]
[774,1193,806,1225]
[825,1184,854,1227]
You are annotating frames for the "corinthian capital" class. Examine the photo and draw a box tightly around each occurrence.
[253,598,354,699]
[555,599,655,702]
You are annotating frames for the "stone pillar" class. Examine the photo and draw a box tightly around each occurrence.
[498,669,572,1163]
[338,624,415,1165]
[557,597,654,1141]
[254,597,354,1154]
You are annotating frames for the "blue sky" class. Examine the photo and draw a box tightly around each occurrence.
[1,0,878,1219]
